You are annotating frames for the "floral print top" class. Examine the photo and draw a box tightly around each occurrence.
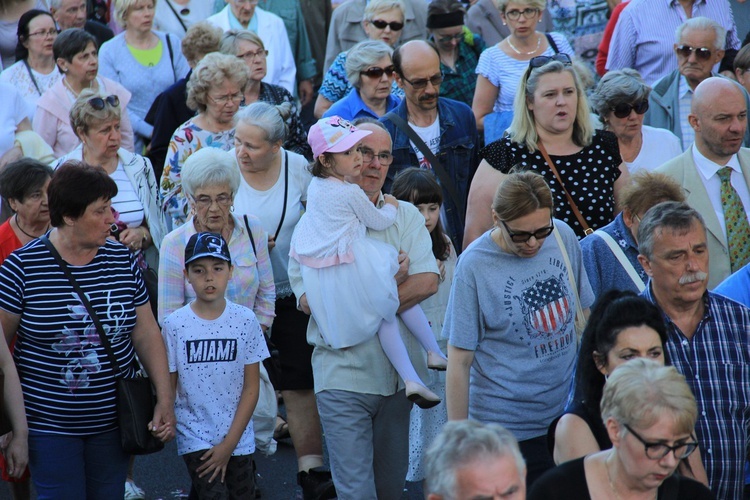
[160,119,235,230]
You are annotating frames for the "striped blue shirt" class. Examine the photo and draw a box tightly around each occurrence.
[605,0,740,85]
[0,238,148,435]
[642,285,750,500]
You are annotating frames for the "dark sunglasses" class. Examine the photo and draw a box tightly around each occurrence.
[361,65,396,78]
[88,95,120,110]
[529,53,572,69]
[675,44,713,61]
[436,32,465,44]
[401,73,444,89]
[369,19,404,31]
[611,100,649,119]
[501,219,555,243]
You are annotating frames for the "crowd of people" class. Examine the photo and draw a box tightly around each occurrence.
[2,0,750,499]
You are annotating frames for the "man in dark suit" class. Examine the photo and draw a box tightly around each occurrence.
[49,0,113,47]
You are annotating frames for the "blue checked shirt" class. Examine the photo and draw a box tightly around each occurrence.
[643,285,750,500]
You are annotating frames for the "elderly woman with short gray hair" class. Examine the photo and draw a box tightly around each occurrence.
[323,40,400,120]
[220,29,311,159]
[158,146,274,328]
[231,101,335,495]
[160,52,249,229]
[589,69,682,175]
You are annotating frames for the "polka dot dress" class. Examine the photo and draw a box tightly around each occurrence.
[481,131,622,239]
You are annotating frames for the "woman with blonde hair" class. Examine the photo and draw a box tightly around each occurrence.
[446,170,594,486]
[160,52,249,229]
[464,55,629,246]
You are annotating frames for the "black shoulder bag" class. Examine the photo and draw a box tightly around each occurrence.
[383,112,466,219]
[41,235,164,455]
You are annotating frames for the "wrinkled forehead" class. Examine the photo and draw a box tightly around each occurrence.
[360,126,392,153]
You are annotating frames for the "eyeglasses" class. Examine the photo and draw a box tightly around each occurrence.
[675,45,713,61]
[237,48,268,61]
[208,93,245,105]
[504,7,540,20]
[361,65,395,79]
[436,32,465,44]
[401,73,444,90]
[234,0,259,5]
[624,424,698,460]
[28,29,59,38]
[529,53,572,69]
[500,219,554,243]
[88,95,120,110]
[361,147,393,166]
[368,19,404,31]
[611,100,649,119]
[193,194,233,208]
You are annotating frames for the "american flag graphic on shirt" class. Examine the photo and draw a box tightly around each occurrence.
[519,275,572,338]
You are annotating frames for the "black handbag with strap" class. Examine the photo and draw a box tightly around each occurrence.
[383,112,466,219]
[41,235,164,455]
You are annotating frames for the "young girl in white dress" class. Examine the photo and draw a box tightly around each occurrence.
[290,116,447,409]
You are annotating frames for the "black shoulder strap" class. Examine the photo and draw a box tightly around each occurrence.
[243,215,257,256]
[272,151,289,243]
[41,235,124,378]
[545,33,559,54]
[165,34,176,82]
[383,111,466,218]
[23,59,42,96]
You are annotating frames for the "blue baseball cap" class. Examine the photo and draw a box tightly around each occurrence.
[184,232,231,267]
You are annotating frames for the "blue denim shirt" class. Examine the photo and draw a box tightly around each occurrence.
[381,97,479,251]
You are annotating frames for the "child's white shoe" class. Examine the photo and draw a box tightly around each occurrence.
[427,351,448,371]
[405,380,441,409]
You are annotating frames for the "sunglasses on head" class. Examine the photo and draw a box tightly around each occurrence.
[611,100,649,119]
[675,45,713,61]
[88,95,120,110]
[361,65,396,78]
[528,53,572,69]
[369,19,404,31]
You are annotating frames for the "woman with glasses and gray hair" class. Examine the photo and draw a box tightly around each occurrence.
[323,40,400,120]
[160,52,249,230]
[529,359,714,498]
[446,171,594,487]
[464,54,629,246]
[314,0,405,119]
[590,69,681,176]
[219,29,311,159]
[471,0,572,143]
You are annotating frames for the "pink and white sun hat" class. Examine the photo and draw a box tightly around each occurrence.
[308,116,373,160]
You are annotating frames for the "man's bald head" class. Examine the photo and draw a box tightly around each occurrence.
[689,77,747,163]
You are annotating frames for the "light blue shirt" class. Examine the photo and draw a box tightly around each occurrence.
[323,89,400,121]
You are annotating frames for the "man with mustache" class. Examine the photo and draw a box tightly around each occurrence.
[637,201,750,500]
[657,76,750,288]
[645,17,750,151]
[381,40,479,252]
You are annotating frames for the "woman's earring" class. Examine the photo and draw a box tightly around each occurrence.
[230,205,235,212]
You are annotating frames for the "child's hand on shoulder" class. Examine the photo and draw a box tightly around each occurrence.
[384,194,399,208]
[196,440,234,483]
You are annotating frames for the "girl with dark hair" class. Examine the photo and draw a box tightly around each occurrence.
[551,289,708,484]
[391,167,456,482]
[0,9,60,107]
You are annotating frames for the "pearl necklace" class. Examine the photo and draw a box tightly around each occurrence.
[507,33,541,55]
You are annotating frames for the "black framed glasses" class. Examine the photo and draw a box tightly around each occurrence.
[611,100,649,119]
[436,32,465,44]
[369,19,404,31]
[361,147,393,166]
[361,65,395,79]
[401,73,443,89]
[624,424,699,460]
[675,45,713,61]
[500,219,554,243]
[28,28,59,38]
[504,7,539,20]
[529,53,572,69]
[88,95,120,110]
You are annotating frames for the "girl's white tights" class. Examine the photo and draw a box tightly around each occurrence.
[377,305,445,386]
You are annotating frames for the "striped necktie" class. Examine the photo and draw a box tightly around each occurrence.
[717,167,750,272]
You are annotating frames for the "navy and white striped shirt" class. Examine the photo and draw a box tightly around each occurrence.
[0,238,148,435]
[643,285,750,500]
[605,0,740,85]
